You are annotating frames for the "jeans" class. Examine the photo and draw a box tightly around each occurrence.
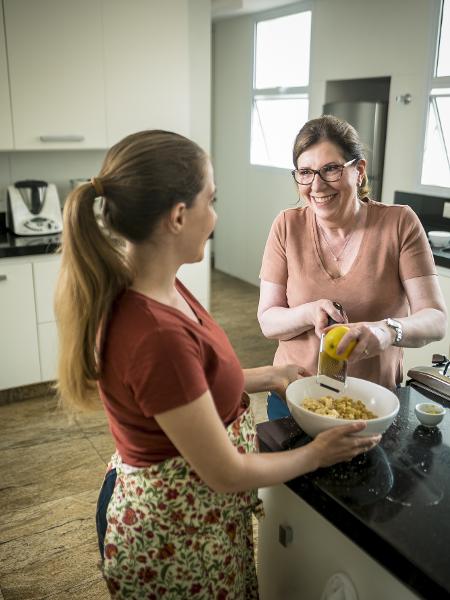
[95,467,117,560]
[267,391,291,420]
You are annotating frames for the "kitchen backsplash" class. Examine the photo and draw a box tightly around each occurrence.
[394,191,450,232]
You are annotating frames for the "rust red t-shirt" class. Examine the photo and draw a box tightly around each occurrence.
[98,280,245,466]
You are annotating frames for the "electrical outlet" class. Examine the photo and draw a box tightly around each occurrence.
[443,202,450,219]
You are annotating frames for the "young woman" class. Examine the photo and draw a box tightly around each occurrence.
[55,130,380,599]
[259,115,447,420]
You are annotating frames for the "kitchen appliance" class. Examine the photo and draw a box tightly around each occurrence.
[407,354,450,400]
[323,101,388,202]
[6,179,63,236]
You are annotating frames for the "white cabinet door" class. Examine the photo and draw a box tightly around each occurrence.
[102,0,190,145]
[0,263,40,390]
[258,485,420,600]
[33,256,60,323]
[177,241,211,309]
[403,267,450,378]
[0,4,13,150]
[4,0,107,150]
[38,321,58,382]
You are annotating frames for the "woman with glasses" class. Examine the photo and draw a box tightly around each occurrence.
[258,115,447,420]
[55,129,381,598]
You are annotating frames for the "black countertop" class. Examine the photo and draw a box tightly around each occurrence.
[257,384,450,600]
[0,229,61,258]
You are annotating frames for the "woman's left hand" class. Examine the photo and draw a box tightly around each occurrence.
[323,321,392,362]
[271,364,309,399]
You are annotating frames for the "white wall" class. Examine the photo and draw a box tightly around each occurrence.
[213,0,444,286]
[0,0,211,212]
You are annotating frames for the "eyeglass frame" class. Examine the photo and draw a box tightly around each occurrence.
[291,158,358,185]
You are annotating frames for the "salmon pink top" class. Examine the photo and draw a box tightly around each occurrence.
[260,199,436,390]
[98,280,245,466]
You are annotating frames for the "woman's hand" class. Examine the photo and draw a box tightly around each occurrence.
[310,422,381,467]
[322,321,392,362]
[270,364,309,400]
[308,299,347,338]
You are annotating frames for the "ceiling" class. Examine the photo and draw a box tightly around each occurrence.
[211,0,300,21]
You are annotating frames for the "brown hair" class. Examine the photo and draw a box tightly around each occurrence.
[293,115,370,198]
[55,130,207,411]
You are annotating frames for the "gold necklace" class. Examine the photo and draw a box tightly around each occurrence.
[316,216,357,262]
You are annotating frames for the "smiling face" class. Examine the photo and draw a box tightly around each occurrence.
[296,140,366,223]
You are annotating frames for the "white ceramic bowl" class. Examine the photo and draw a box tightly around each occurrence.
[286,376,400,438]
[414,402,445,427]
[428,230,450,248]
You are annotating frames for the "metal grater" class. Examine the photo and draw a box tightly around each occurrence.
[317,302,347,394]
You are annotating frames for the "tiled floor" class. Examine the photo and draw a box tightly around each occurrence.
[0,269,276,599]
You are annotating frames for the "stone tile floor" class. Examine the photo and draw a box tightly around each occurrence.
[0,269,276,599]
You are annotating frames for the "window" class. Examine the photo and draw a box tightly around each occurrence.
[250,8,312,169]
[421,0,450,188]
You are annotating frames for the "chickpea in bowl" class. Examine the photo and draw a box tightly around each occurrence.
[286,376,399,438]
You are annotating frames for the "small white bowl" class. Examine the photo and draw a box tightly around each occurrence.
[428,231,450,248]
[286,376,399,438]
[414,402,445,427]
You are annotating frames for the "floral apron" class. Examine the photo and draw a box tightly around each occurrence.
[102,394,264,599]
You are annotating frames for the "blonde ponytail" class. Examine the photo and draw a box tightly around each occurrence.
[54,183,131,411]
[55,130,207,412]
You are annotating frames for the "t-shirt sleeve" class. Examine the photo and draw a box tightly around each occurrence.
[260,211,288,285]
[125,327,208,417]
[398,206,437,281]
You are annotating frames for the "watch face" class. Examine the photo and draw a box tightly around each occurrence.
[386,318,402,342]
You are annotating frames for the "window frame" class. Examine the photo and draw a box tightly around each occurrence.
[420,0,450,193]
[250,1,313,171]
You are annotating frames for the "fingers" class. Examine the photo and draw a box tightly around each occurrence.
[315,423,382,466]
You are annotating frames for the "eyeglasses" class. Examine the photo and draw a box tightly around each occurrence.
[291,158,357,185]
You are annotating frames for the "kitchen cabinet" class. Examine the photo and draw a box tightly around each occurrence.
[0,261,41,389]
[3,0,106,150]
[258,485,420,600]
[0,254,60,390]
[1,0,194,150]
[102,0,190,145]
[257,384,450,600]
[0,4,13,150]
[403,266,450,379]
[33,256,60,382]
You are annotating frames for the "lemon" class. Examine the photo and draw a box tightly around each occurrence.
[323,325,357,360]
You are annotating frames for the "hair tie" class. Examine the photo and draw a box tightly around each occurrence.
[90,177,104,197]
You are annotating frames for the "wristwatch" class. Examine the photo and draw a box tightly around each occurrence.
[384,318,403,346]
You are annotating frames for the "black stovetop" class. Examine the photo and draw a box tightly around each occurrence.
[257,384,450,600]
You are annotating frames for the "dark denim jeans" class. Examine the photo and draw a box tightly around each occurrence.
[267,391,291,420]
[95,467,117,560]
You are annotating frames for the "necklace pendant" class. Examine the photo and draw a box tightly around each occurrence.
[334,257,339,262]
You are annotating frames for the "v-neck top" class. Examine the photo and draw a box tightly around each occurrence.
[260,199,437,389]
[98,279,245,466]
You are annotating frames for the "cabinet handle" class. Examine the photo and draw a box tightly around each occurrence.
[0,275,7,282]
[39,135,85,143]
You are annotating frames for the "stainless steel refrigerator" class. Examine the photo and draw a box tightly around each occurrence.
[323,101,388,202]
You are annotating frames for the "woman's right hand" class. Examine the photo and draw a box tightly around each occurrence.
[307,299,346,338]
[310,422,381,467]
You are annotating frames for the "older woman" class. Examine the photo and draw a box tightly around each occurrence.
[258,115,447,420]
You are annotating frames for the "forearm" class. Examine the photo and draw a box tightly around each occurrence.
[221,444,320,493]
[258,304,314,341]
[394,307,447,348]
[243,366,278,393]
